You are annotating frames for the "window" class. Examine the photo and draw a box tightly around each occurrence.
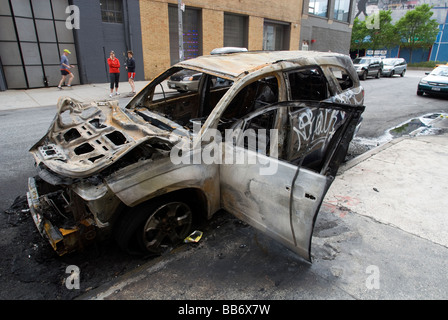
[100,0,123,23]
[308,0,328,17]
[168,5,202,64]
[222,76,279,120]
[333,0,351,22]
[263,21,290,51]
[224,13,248,48]
[329,66,353,91]
[287,68,328,101]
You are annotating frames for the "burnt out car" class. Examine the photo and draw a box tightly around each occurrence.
[27,50,365,261]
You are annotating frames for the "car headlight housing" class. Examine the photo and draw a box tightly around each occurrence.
[420,80,428,84]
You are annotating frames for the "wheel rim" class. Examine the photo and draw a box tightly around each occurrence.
[142,202,192,253]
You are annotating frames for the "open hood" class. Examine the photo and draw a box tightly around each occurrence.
[29,97,180,179]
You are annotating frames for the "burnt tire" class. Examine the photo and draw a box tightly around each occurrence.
[115,198,193,255]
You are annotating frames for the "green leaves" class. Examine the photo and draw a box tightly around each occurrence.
[350,4,439,62]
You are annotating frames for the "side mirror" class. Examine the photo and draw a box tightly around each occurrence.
[425,72,430,75]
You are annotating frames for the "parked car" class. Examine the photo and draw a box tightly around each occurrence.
[381,58,407,77]
[27,50,365,262]
[167,69,202,92]
[353,56,383,80]
[417,65,448,97]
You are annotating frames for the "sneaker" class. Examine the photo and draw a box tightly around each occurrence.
[58,86,63,90]
[115,92,120,96]
[109,93,113,98]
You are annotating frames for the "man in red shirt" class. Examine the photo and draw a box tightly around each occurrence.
[107,51,120,97]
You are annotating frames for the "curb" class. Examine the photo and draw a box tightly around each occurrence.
[338,137,406,174]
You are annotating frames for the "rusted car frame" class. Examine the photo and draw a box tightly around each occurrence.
[27,50,365,260]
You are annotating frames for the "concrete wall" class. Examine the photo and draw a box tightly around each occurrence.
[72,0,145,84]
[300,0,356,54]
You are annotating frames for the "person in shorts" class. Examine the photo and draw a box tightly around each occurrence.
[58,49,74,90]
[126,50,136,94]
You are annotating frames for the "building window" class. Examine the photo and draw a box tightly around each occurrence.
[263,21,290,51]
[168,5,202,65]
[100,0,123,23]
[334,0,351,22]
[224,13,248,48]
[308,0,328,17]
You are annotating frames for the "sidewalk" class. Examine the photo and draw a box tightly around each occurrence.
[0,81,148,111]
[80,129,448,300]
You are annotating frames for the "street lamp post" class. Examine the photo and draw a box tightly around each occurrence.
[178,0,184,62]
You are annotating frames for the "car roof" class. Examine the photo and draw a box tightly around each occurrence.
[175,50,353,79]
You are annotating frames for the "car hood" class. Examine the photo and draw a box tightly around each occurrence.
[422,74,448,84]
[353,63,367,68]
[29,97,185,179]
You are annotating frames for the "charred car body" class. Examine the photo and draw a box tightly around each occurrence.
[27,50,365,261]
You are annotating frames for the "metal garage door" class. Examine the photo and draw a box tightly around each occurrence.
[169,5,202,65]
[224,13,248,48]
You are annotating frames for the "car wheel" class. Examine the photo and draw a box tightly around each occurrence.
[390,71,394,77]
[376,70,381,79]
[361,71,367,80]
[401,70,406,77]
[417,90,423,96]
[115,198,193,255]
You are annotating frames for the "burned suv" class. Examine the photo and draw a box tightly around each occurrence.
[27,50,364,261]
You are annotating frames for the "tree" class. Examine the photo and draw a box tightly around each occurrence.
[365,10,399,51]
[395,4,440,63]
[351,18,369,54]
[350,11,400,54]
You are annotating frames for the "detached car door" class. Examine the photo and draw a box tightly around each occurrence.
[220,101,364,261]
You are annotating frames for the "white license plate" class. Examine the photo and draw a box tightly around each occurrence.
[431,87,441,91]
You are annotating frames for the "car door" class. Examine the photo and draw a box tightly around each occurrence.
[396,60,405,74]
[219,101,364,261]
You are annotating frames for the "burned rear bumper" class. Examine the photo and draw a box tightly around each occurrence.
[26,177,96,256]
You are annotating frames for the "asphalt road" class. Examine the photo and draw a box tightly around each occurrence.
[356,69,448,139]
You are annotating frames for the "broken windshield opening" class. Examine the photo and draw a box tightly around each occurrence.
[130,67,234,131]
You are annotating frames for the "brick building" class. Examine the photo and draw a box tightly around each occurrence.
[140,0,304,80]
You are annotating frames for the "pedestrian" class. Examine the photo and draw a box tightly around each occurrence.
[126,50,136,95]
[107,50,120,98]
[58,49,74,90]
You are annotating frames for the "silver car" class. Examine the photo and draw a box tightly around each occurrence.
[381,58,407,77]
[27,50,365,261]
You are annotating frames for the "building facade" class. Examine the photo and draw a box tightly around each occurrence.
[0,0,144,90]
[300,0,356,53]
[0,0,359,90]
[139,0,304,80]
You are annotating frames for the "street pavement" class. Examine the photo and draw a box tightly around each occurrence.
[79,128,448,300]
[1,81,447,301]
[0,81,148,111]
